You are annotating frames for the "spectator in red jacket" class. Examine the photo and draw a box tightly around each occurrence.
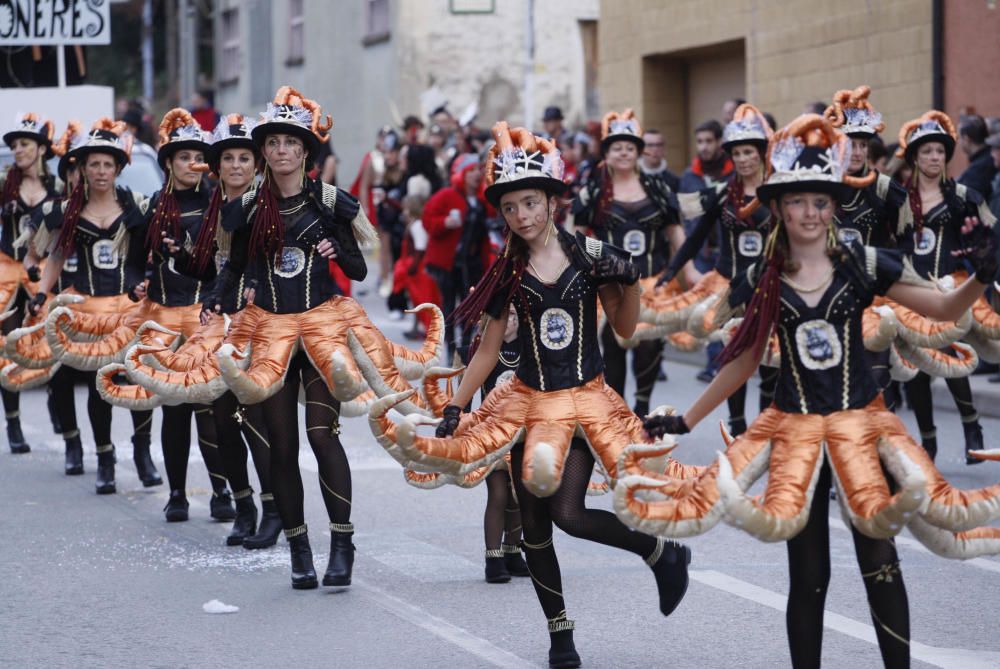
[423,154,486,356]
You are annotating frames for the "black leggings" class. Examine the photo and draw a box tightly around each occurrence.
[484,469,522,550]
[214,391,272,497]
[48,367,152,449]
[601,324,663,416]
[905,371,978,448]
[510,439,658,629]
[266,352,351,531]
[1,299,23,426]
[161,403,228,494]
[787,464,909,668]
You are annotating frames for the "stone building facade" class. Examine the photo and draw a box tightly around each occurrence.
[599,0,1000,175]
[213,0,598,181]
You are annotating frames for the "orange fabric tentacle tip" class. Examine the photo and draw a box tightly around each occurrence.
[967,449,1000,462]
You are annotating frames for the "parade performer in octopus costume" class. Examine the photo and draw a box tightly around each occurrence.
[571,109,690,416]
[892,110,999,464]
[125,109,236,522]
[0,112,60,453]
[182,86,431,589]
[369,122,692,669]
[647,104,780,435]
[22,118,160,493]
[621,113,1000,669]
[112,114,281,545]
[823,86,907,408]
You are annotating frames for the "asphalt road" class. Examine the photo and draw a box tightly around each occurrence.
[3,268,1000,669]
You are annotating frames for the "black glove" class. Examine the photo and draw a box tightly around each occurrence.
[321,236,342,259]
[593,254,640,286]
[435,404,462,438]
[960,218,999,284]
[643,414,690,439]
[26,265,41,283]
[655,267,677,288]
[27,292,47,317]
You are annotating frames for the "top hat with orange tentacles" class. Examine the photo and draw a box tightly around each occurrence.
[756,113,872,204]
[3,112,55,158]
[251,86,332,162]
[721,103,773,155]
[824,85,885,140]
[156,108,209,170]
[206,113,258,174]
[53,120,84,180]
[70,118,134,170]
[482,121,566,206]
[896,110,957,163]
[600,108,644,155]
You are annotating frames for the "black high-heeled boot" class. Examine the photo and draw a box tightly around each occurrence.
[648,537,692,617]
[243,495,282,549]
[64,431,83,475]
[7,415,30,454]
[226,491,258,546]
[548,618,581,669]
[502,543,530,577]
[287,527,318,590]
[132,434,162,487]
[164,490,189,522]
[964,420,985,465]
[323,523,355,587]
[484,549,511,583]
[95,445,116,494]
[210,488,237,521]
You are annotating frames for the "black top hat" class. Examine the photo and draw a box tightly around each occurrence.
[69,118,134,171]
[156,108,209,170]
[543,106,564,122]
[721,104,772,155]
[756,115,855,204]
[483,122,567,207]
[207,114,258,173]
[3,113,55,159]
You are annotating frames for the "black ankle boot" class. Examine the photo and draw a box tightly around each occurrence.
[729,416,747,437]
[64,432,84,475]
[288,530,318,590]
[226,493,258,546]
[210,488,237,521]
[323,525,355,587]
[243,497,282,549]
[7,417,30,453]
[964,421,985,465]
[164,490,189,522]
[132,434,162,487]
[95,447,116,494]
[47,392,62,435]
[485,551,511,583]
[503,543,530,577]
[548,626,581,669]
[648,538,691,617]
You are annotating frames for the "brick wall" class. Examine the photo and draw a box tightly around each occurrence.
[599,0,935,170]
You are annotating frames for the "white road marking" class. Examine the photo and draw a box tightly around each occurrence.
[829,516,1000,575]
[356,579,539,669]
[692,569,1000,669]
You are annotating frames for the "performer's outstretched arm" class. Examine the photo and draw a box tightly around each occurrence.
[682,347,758,429]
